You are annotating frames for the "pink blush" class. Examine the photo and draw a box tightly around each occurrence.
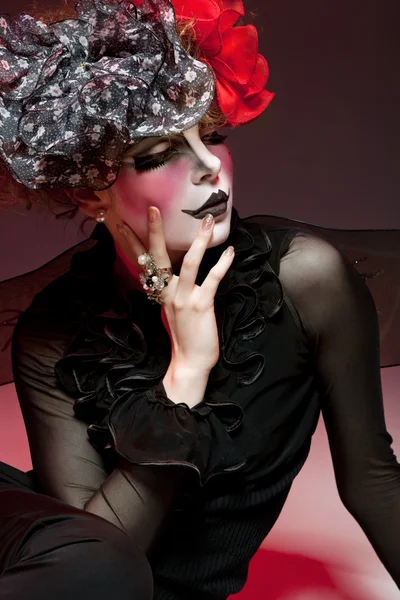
[119,160,189,215]
[113,168,144,218]
[218,147,233,180]
[154,161,189,212]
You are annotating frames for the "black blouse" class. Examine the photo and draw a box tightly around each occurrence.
[4,208,400,598]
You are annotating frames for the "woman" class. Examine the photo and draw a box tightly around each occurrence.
[0,0,399,598]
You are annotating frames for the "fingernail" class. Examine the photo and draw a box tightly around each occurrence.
[224,245,234,256]
[148,206,158,223]
[202,213,214,230]
[116,223,126,237]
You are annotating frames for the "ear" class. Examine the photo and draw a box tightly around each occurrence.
[69,188,110,218]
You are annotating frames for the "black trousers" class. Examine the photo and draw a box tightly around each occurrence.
[0,461,153,599]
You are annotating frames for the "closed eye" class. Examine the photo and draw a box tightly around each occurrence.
[130,131,228,172]
[201,131,228,145]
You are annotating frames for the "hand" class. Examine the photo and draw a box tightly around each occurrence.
[114,207,235,400]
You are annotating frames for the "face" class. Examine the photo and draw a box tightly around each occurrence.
[105,124,234,255]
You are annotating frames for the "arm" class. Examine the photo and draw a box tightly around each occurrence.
[83,364,209,550]
[279,232,400,586]
[11,210,240,553]
[12,308,208,553]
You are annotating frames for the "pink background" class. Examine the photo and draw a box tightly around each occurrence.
[1,0,399,597]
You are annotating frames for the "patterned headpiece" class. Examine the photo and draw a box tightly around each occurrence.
[0,0,273,191]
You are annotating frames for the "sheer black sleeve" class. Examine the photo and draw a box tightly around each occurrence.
[279,231,400,587]
[11,302,183,552]
[10,277,245,551]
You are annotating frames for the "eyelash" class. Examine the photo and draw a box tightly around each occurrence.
[133,132,228,172]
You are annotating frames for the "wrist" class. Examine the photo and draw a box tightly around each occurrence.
[163,362,210,408]
[168,360,210,380]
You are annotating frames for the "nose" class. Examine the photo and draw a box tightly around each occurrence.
[183,124,222,185]
[192,152,222,185]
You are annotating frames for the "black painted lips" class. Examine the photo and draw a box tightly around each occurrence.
[181,189,229,216]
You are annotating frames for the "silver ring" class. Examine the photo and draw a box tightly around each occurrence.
[138,253,173,304]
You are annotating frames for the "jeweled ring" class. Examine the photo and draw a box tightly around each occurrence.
[138,253,173,304]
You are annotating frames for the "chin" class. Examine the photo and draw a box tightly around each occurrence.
[209,225,231,248]
[211,206,232,239]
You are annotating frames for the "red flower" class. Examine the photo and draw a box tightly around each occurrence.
[171,0,274,126]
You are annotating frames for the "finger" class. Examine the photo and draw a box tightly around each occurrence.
[197,245,235,304]
[176,214,215,296]
[146,206,176,304]
[147,206,172,267]
[107,217,174,305]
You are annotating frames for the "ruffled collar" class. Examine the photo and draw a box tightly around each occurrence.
[57,207,284,440]
[200,209,284,393]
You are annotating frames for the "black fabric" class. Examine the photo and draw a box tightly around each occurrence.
[2,209,400,384]
[0,207,399,597]
[0,461,153,599]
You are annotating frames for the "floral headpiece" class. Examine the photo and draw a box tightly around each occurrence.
[0,0,272,192]
[171,0,274,126]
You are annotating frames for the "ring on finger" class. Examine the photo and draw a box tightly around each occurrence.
[138,252,173,304]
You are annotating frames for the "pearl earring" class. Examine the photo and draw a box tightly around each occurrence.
[95,209,106,223]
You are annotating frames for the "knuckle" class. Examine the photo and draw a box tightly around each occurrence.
[191,291,210,312]
[182,256,198,271]
[172,297,185,311]
[191,300,203,312]
[192,300,208,313]
[208,266,221,281]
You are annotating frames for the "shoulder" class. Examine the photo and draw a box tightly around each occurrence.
[280,230,346,290]
[240,213,346,286]
[278,230,369,337]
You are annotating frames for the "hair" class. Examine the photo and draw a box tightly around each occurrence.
[0,0,226,218]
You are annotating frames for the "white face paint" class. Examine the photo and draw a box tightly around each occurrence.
[108,124,234,260]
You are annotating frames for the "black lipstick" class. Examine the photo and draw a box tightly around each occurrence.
[182,189,229,219]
